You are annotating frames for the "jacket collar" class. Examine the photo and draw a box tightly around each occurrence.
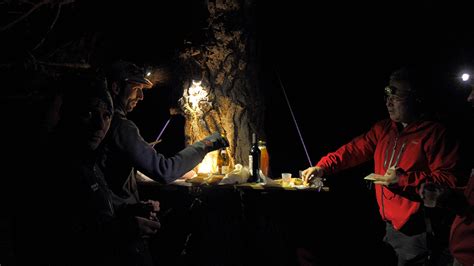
[114,106,126,117]
[390,118,431,134]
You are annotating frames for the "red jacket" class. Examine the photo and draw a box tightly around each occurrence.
[316,119,459,230]
[450,169,474,266]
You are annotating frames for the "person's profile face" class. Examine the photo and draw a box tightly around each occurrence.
[385,80,417,124]
[123,83,145,112]
[77,98,113,150]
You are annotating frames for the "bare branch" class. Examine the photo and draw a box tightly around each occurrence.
[36,61,91,69]
[0,0,51,32]
[0,0,75,32]
[32,2,62,50]
[0,61,91,70]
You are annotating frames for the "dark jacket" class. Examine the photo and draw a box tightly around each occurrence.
[449,169,474,266]
[41,134,139,265]
[100,107,208,205]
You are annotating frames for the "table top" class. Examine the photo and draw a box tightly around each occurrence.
[138,173,330,193]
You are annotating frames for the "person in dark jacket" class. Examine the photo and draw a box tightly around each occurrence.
[419,83,474,266]
[100,60,229,206]
[301,67,462,265]
[39,71,161,266]
[442,169,473,266]
[447,84,473,266]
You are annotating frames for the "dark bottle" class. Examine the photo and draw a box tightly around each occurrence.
[248,133,261,183]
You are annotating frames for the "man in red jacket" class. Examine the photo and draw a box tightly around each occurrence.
[302,67,461,265]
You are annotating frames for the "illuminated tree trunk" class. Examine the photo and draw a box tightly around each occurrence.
[178,0,264,172]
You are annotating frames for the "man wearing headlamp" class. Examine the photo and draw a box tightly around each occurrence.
[302,67,462,265]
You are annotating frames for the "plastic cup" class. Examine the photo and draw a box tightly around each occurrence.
[423,184,441,208]
[281,173,292,187]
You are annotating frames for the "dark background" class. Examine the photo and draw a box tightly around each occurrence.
[2,0,472,173]
[1,0,473,265]
[259,0,473,176]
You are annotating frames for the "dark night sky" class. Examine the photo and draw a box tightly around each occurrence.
[257,0,474,177]
[2,3,473,264]
[3,0,474,178]
[1,3,473,264]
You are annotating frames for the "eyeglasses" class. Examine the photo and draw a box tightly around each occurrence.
[384,86,410,103]
[384,94,409,103]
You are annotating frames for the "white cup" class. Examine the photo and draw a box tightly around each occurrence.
[281,173,292,187]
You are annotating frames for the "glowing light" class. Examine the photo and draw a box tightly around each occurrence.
[179,79,213,119]
[181,80,209,117]
[462,73,470,82]
[196,151,218,174]
[146,72,151,77]
[188,80,207,109]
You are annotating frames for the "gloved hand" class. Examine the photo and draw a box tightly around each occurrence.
[200,132,229,152]
[136,216,161,238]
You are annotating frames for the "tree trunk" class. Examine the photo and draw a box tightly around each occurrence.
[178,0,264,173]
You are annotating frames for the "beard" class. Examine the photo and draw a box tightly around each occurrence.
[126,100,139,112]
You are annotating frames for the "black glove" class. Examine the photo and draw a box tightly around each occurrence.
[200,132,229,152]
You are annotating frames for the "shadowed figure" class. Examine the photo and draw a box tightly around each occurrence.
[28,70,161,266]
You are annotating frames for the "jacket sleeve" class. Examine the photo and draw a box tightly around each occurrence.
[398,126,459,189]
[316,121,381,175]
[114,119,207,184]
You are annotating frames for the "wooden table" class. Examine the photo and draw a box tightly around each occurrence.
[138,179,334,265]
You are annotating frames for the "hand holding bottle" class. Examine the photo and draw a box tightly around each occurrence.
[200,132,229,152]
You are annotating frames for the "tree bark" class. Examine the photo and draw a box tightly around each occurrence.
[178,0,264,170]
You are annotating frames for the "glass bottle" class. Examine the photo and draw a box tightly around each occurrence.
[216,149,223,174]
[248,133,261,183]
[217,149,229,175]
[258,140,269,177]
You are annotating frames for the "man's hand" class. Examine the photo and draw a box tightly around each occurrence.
[142,200,160,221]
[419,183,443,208]
[136,216,161,238]
[181,170,197,180]
[372,167,401,186]
[301,166,324,185]
[144,200,160,212]
[200,132,229,152]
